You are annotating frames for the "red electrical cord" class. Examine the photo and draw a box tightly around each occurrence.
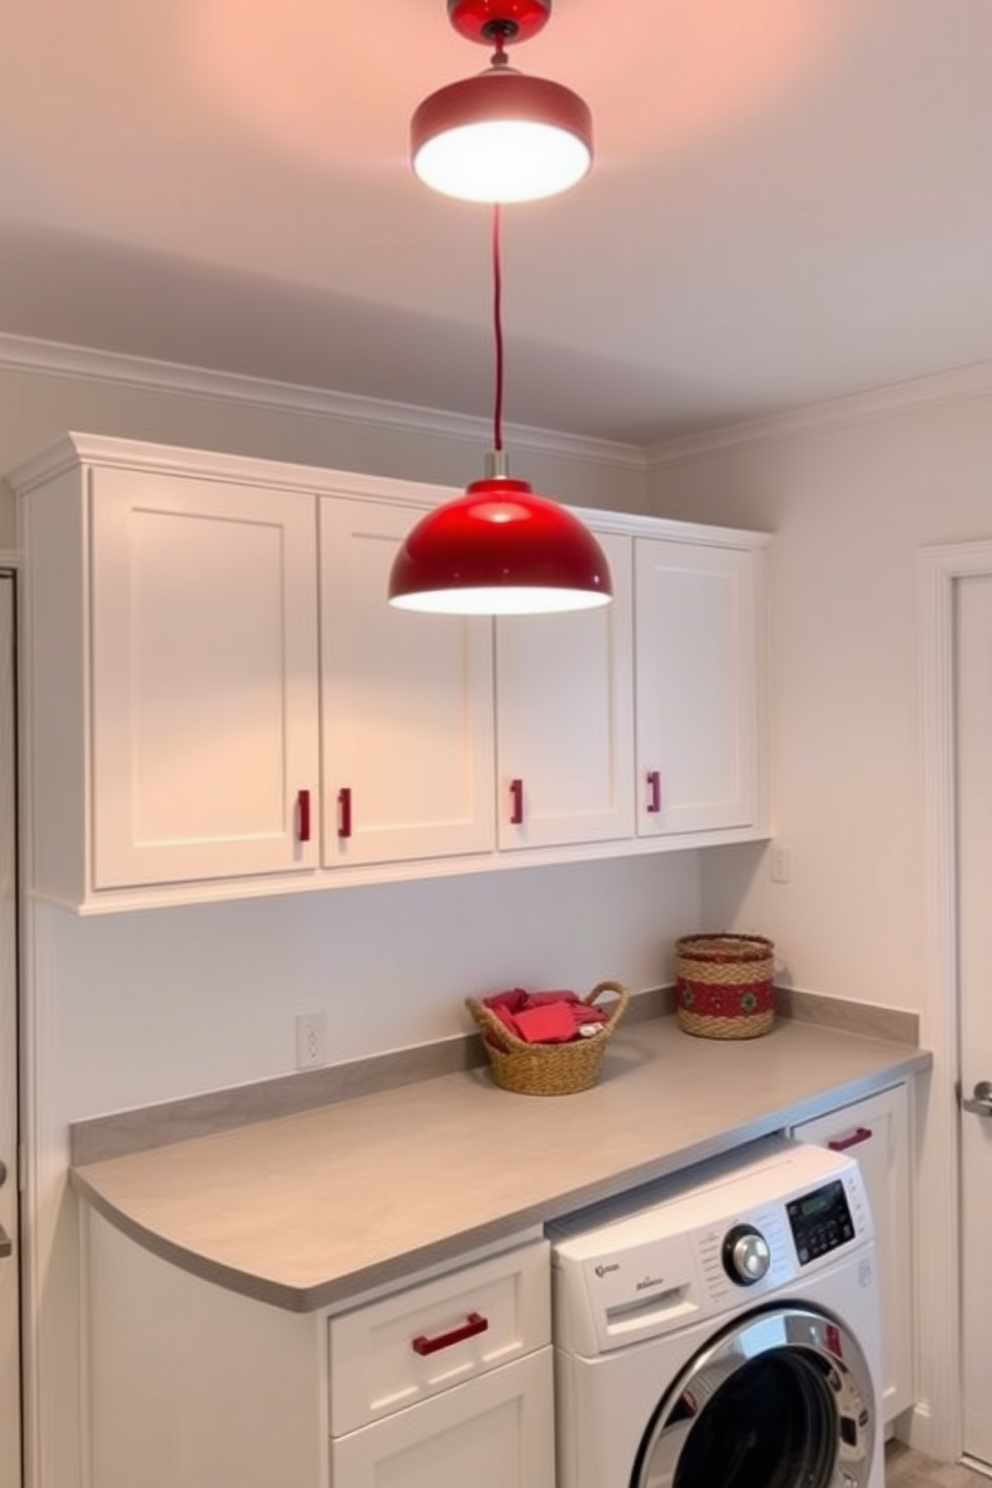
[491,202,504,453]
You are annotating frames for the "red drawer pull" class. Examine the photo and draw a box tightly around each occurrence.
[646,770,662,813]
[828,1126,873,1152]
[509,778,524,826]
[338,787,352,839]
[412,1311,489,1357]
[297,789,311,843]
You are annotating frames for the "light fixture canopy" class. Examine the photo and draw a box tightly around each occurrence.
[388,458,613,615]
[410,0,593,204]
[446,0,552,46]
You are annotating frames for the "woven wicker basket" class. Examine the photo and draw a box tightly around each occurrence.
[675,934,775,1040]
[466,981,630,1096]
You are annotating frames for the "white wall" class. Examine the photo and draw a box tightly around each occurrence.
[649,388,992,1013]
[1,343,699,1488]
[647,384,992,1461]
[43,858,696,1117]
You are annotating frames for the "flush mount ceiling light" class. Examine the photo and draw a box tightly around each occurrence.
[388,205,613,615]
[411,0,593,204]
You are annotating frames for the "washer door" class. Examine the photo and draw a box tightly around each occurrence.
[633,1305,876,1488]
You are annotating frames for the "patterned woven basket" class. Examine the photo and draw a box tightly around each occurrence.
[466,981,630,1096]
[675,934,775,1040]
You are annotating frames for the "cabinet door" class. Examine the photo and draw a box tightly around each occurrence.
[320,499,496,866]
[330,1349,554,1488]
[791,1083,913,1424]
[495,531,634,850]
[634,539,759,836]
[90,467,320,888]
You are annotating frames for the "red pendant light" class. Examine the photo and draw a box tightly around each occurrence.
[410,0,593,205]
[388,205,613,615]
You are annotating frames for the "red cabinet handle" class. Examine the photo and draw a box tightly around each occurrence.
[412,1311,489,1357]
[828,1126,873,1152]
[646,770,662,813]
[297,789,311,843]
[509,778,524,825]
[338,787,352,839]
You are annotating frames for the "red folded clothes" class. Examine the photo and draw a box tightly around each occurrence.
[484,988,606,1044]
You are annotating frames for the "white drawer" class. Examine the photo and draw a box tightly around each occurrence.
[328,1239,550,1434]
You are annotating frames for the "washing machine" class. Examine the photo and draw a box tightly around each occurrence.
[548,1135,884,1488]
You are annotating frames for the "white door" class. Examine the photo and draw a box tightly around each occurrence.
[955,571,992,1467]
[0,572,21,1487]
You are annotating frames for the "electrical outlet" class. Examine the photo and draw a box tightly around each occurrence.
[770,843,792,884]
[295,1012,327,1070]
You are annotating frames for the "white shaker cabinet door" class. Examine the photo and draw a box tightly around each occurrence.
[634,538,760,837]
[495,530,634,851]
[330,1349,554,1488]
[90,466,321,888]
[320,498,496,867]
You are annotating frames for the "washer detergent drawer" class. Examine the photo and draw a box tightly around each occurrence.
[327,1239,550,1435]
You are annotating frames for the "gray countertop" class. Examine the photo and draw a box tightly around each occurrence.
[70,1015,930,1313]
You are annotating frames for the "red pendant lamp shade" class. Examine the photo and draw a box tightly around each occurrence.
[411,70,592,205]
[410,0,593,205]
[388,200,613,616]
[388,470,612,615]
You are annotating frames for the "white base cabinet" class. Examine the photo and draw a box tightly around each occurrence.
[13,433,770,912]
[790,1082,914,1426]
[85,1211,554,1488]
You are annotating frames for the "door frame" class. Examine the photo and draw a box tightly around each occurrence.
[0,561,22,1488]
[916,540,992,1463]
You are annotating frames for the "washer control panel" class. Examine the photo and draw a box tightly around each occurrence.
[786,1178,856,1265]
[548,1138,874,1355]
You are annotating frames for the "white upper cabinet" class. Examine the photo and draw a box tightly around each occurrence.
[495,531,634,851]
[20,448,321,902]
[13,435,769,911]
[634,537,762,837]
[320,497,495,867]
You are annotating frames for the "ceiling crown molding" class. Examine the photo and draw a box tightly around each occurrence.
[647,358,992,468]
[0,332,645,473]
[5,332,991,474]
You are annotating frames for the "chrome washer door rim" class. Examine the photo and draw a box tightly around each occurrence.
[633,1305,876,1488]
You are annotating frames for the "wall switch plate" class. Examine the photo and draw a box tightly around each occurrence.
[295,1011,327,1070]
[770,843,792,884]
